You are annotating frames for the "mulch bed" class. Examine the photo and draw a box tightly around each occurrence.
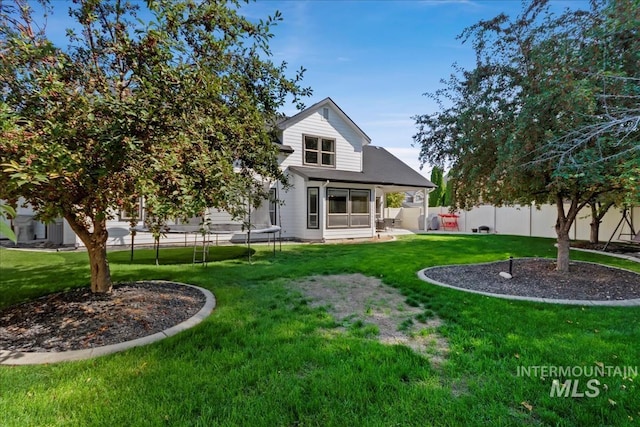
[572,241,640,258]
[424,258,640,301]
[2,255,639,354]
[0,282,205,353]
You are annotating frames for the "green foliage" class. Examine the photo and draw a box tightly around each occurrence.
[414,0,639,210]
[443,179,453,207]
[0,204,16,243]
[428,167,445,207]
[0,0,310,290]
[413,0,639,270]
[385,192,405,208]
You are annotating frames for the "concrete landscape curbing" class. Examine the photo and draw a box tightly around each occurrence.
[0,282,216,365]
[417,268,640,306]
[568,246,640,263]
[417,258,640,307]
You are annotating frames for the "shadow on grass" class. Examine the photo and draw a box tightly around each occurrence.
[108,246,253,265]
[0,262,92,308]
[2,235,640,425]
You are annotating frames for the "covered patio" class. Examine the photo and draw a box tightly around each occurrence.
[373,185,432,232]
[288,146,436,240]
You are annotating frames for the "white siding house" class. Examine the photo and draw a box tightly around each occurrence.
[3,98,436,247]
[274,97,435,242]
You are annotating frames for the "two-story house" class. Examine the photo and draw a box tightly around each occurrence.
[269,97,435,242]
[2,98,435,247]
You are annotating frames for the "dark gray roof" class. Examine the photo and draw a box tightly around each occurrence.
[288,146,435,188]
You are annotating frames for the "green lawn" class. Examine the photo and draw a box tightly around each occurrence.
[1,235,639,426]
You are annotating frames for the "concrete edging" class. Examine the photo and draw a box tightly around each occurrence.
[417,259,640,307]
[568,246,640,263]
[0,281,216,365]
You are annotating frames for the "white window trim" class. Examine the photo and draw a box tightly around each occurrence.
[269,188,278,226]
[119,198,143,222]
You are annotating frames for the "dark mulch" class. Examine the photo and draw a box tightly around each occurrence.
[572,241,640,258]
[0,282,205,353]
[424,258,640,301]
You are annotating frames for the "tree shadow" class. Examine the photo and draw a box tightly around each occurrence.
[107,246,253,265]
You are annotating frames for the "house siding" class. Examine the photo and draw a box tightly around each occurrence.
[278,173,307,240]
[3,99,435,246]
[279,106,365,172]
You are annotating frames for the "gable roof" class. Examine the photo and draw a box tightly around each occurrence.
[277,97,371,144]
[288,146,435,189]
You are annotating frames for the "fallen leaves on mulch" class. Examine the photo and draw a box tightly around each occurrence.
[0,282,205,353]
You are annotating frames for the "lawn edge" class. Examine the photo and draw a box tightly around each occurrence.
[417,259,640,307]
[0,281,215,366]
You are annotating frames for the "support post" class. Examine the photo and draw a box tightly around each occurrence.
[423,189,429,232]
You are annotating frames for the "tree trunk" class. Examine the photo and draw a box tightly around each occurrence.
[555,196,574,273]
[589,201,614,244]
[64,213,113,293]
[589,203,598,244]
[556,228,571,273]
[87,241,113,293]
[589,219,600,244]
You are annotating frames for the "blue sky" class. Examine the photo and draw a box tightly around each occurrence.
[39,0,586,177]
[242,0,587,176]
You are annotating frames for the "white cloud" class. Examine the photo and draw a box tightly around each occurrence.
[385,147,433,179]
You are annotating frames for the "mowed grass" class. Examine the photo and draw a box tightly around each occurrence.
[1,235,639,426]
[107,245,253,265]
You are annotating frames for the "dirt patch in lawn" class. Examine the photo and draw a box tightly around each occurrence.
[291,274,448,367]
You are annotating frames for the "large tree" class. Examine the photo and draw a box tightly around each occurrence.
[0,0,310,292]
[414,0,639,272]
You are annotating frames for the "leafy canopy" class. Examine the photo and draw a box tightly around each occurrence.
[413,0,638,211]
[0,0,310,227]
[0,0,310,291]
[413,0,639,271]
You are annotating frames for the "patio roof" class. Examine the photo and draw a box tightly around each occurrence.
[288,146,435,189]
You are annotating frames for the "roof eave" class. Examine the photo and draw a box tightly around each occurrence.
[278,97,372,144]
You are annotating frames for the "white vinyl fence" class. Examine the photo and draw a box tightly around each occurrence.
[397,204,639,242]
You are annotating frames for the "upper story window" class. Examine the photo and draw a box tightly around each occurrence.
[304,135,335,167]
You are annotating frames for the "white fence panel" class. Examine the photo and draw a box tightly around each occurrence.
[402,204,638,242]
[530,205,557,238]
[495,206,529,236]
